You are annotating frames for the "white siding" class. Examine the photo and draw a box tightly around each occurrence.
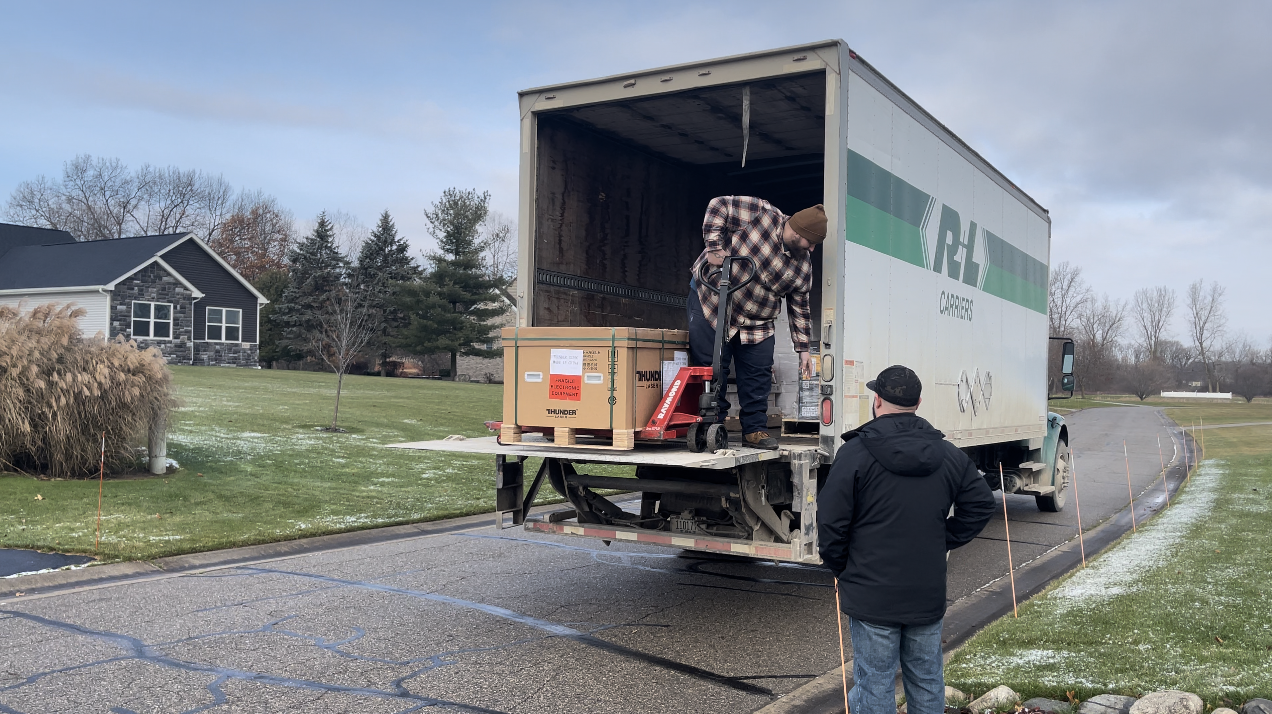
[0,290,111,338]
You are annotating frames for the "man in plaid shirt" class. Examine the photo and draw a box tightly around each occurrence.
[688,196,827,450]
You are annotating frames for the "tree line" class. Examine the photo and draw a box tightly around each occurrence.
[1049,262,1270,401]
[5,157,516,426]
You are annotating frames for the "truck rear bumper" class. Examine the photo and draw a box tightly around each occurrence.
[525,515,821,564]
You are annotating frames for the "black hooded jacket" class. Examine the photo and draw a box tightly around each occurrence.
[817,413,995,626]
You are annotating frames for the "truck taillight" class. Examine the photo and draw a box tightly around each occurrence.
[820,397,833,425]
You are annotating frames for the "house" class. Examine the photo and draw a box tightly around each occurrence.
[0,223,267,367]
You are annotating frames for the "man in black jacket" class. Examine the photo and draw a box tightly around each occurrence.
[817,365,995,714]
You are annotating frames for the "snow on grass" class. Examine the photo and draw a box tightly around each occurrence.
[1047,462,1223,612]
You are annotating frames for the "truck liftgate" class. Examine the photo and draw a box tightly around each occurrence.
[387,436,828,565]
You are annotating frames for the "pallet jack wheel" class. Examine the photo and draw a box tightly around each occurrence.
[706,423,728,452]
[686,422,708,453]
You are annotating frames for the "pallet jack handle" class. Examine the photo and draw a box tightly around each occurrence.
[695,256,757,418]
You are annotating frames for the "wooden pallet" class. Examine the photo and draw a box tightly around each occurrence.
[553,427,635,450]
[501,424,636,450]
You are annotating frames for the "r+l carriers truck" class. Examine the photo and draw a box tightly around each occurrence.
[396,40,1076,564]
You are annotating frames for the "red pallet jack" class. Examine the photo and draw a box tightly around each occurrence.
[640,256,756,452]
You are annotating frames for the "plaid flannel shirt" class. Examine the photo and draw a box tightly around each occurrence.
[691,196,813,352]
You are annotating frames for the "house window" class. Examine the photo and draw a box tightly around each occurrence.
[206,307,242,342]
[132,301,173,339]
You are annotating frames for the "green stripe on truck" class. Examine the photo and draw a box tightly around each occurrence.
[845,149,1048,315]
[846,151,932,229]
[981,264,1048,314]
[845,194,927,270]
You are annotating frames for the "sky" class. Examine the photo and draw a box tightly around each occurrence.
[1,0,1268,343]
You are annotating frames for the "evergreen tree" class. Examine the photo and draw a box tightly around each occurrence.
[253,268,301,367]
[355,210,421,374]
[396,189,504,380]
[273,211,347,357]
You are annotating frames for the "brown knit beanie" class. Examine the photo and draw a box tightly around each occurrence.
[789,204,828,245]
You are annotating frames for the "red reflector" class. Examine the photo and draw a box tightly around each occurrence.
[821,397,833,425]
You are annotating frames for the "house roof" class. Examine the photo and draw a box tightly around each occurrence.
[0,223,75,261]
[0,231,269,304]
[0,233,189,291]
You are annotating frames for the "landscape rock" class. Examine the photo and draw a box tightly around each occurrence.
[1128,691,1203,714]
[946,686,969,704]
[1214,708,1239,714]
[1079,695,1138,714]
[1024,697,1072,713]
[1243,700,1272,714]
[968,685,1020,712]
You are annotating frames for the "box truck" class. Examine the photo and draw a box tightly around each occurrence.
[394,40,1075,563]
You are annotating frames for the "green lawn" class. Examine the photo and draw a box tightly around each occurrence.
[1049,394,1272,423]
[0,367,602,562]
[945,404,1272,705]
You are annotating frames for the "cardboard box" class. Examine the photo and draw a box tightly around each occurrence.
[502,327,689,437]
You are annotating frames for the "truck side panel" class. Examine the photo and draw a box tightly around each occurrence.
[839,69,1050,447]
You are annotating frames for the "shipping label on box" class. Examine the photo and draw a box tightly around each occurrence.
[548,349,583,401]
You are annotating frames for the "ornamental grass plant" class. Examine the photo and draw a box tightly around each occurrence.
[0,303,176,478]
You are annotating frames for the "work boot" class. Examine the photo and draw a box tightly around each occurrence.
[744,431,779,450]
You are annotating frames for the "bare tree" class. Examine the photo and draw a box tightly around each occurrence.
[327,210,369,262]
[4,155,282,247]
[58,155,154,240]
[1224,333,1269,403]
[1048,261,1091,337]
[1159,339,1194,388]
[306,282,380,431]
[480,210,518,302]
[5,175,74,230]
[1185,279,1228,392]
[1122,346,1171,401]
[1131,286,1176,361]
[1075,294,1127,395]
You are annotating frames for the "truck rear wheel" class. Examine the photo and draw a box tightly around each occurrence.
[1036,439,1070,512]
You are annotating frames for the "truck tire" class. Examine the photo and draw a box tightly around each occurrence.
[1036,439,1070,512]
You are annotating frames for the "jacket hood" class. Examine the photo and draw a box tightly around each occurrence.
[847,414,947,477]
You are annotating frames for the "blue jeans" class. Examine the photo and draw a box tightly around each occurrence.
[686,281,775,434]
[848,617,945,714]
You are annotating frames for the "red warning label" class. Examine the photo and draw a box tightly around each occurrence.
[549,349,583,401]
[548,374,581,401]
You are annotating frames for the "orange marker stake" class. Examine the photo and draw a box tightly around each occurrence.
[1123,440,1137,532]
[1070,447,1087,568]
[1182,426,1191,482]
[1200,418,1206,459]
[96,432,105,551]
[834,580,850,714]
[999,464,1019,618]
[1157,434,1170,508]
[1190,421,1197,479]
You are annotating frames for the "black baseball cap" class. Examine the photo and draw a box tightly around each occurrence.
[866,365,922,407]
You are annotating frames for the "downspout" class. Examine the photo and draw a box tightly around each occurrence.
[190,294,201,365]
[96,287,111,341]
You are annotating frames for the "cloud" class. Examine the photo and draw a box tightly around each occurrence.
[0,0,1267,339]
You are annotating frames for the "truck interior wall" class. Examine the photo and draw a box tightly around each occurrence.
[533,117,709,329]
[532,72,828,340]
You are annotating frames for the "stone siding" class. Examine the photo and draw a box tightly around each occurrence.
[109,262,259,367]
[109,263,195,363]
[193,341,260,368]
